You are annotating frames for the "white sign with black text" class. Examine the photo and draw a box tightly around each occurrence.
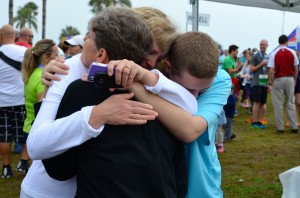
[186,12,211,27]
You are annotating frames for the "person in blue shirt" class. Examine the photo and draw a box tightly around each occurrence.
[130,32,231,197]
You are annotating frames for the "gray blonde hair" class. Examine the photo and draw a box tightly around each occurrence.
[134,7,177,55]
[90,6,153,65]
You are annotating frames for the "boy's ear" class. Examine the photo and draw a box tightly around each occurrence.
[163,59,172,74]
[96,48,109,63]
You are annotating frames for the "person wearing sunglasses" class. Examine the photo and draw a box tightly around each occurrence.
[16,27,33,48]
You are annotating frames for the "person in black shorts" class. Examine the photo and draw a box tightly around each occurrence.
[0,24,28,178]
[250,39,269,129]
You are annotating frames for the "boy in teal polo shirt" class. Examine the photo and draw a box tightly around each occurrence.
[128,32,231,197]
[185,68,231,198]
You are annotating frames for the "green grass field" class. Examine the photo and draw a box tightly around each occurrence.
[0,96,299,198]
[219,97,300,197]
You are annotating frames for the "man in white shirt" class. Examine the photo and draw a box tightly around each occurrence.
[0,24,27,178]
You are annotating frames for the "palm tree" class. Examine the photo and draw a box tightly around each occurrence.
[59,26,81,40]
[13,2,38,32]
[8,0,13,25]
[111,0,131,6]
[89,0,131,14]
[42,0,47,38]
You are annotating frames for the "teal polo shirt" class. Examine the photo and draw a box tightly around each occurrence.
[185,69,231,198]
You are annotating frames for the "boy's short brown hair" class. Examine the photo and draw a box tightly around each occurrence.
[168,32,218,79]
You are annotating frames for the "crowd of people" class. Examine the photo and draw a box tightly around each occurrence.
[0,5,299,198]
[0,25,85,180]
[217,36,300,153]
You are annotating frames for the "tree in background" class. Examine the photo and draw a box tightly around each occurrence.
[42,0,47,38]
[8,0,13,25]
[89,0,131,14]
[13,2,38,32]
[59,26,81,40]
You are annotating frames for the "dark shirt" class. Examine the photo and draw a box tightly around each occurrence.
[43,80,187,198]
[223,94,237,118]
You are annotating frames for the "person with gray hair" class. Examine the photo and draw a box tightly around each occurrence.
[21,6,161,198]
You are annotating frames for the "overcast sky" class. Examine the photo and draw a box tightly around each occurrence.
[1,0,300,53]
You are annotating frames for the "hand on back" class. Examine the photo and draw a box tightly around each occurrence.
[89,92,158,129]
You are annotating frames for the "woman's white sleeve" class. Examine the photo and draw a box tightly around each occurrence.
[27,63,104,160]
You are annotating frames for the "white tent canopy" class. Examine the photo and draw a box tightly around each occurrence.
[190,0,300,31]
[203,0,300,13]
